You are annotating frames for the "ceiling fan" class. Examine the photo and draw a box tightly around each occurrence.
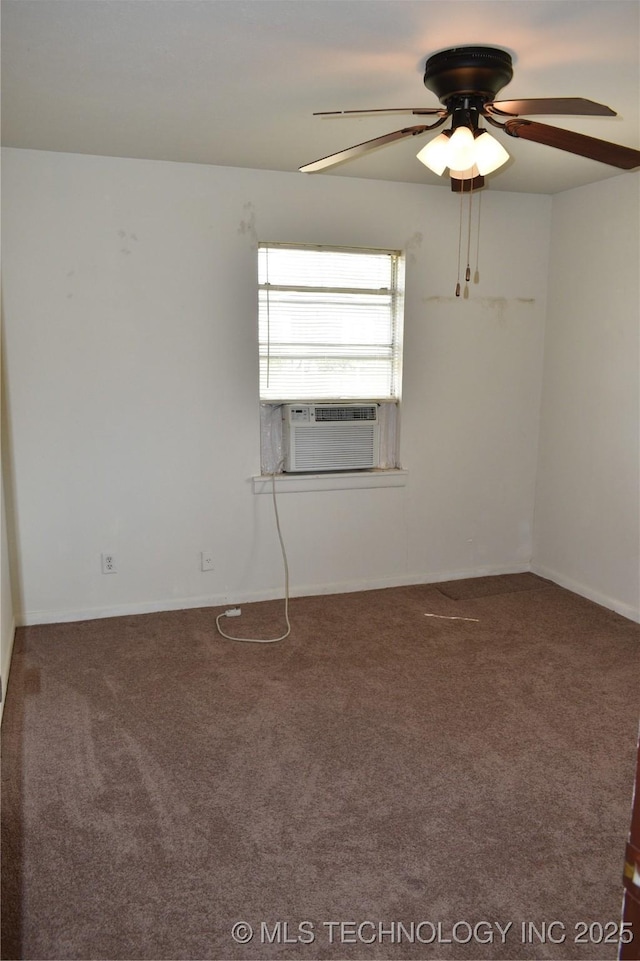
[300,46,640,190]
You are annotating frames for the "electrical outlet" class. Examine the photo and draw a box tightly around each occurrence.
[101,553,117,574]
[201,550,214,572]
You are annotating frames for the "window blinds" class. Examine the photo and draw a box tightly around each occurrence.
[258,244,403,401]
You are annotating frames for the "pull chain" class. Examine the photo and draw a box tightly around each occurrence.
[474,190,482,285]
[464,184,473,298]
[455,181,483,297]
[455,186,464,297]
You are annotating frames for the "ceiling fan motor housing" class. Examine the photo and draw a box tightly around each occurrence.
[424,46,514,106]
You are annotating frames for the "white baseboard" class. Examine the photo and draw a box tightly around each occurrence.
[16,562,532,627]
[17,563,639,628]
[531,562,640,624]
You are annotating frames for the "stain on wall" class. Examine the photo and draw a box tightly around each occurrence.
[238,202,258,248]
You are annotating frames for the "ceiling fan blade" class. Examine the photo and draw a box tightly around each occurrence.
[299,124,430,173]
[504,119,640,169]
[313,107,445,117]
[487,98,616,117]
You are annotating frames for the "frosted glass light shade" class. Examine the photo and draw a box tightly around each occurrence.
[473,131,510,175]
[416,133,451,175]
[447,126,476,171]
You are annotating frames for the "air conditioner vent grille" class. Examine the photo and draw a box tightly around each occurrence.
[282,403,380,472]
[292,426,376,471]
[314,405,377,422]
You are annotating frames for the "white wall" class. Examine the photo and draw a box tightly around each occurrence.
[1,148,550,625]
[532,172,640,621]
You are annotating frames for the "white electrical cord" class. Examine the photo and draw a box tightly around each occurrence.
[215,471,291,643]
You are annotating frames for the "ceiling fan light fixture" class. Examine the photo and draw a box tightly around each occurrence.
[473,130,510,175]
[418,126,509,179]
[416,131,451,175]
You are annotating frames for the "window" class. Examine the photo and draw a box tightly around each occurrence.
[258,243,405,475]
[258,244,404,401]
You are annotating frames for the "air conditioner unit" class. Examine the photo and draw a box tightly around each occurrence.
[282,404,380,472]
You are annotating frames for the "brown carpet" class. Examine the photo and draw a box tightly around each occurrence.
[1,575,639,960]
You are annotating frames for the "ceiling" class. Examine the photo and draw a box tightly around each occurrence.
[2,0,639,194]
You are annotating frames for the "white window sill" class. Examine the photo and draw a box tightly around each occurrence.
[252,469,408,494]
